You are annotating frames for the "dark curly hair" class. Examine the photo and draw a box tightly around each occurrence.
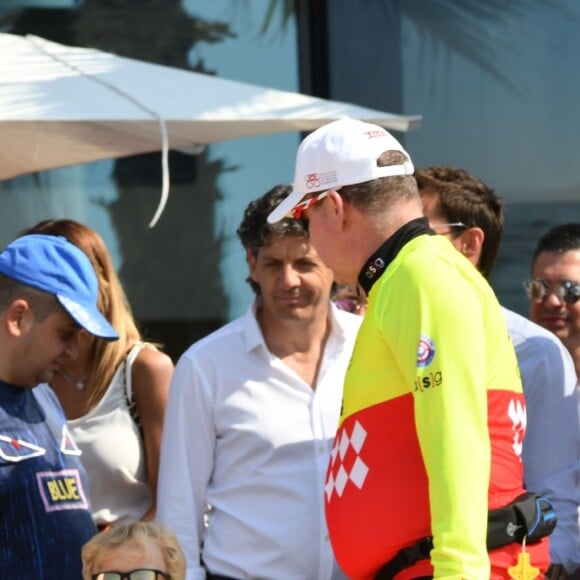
[237,184,309,294]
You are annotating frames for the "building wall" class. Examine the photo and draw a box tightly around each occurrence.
[1,0,301,361]
[300,0,580,315]
[2,0,579,358]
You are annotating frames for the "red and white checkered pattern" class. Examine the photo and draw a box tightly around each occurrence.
[325,420,369,500]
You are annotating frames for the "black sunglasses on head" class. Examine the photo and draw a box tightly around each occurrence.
[92,570,170,580]
[523,278,580,305]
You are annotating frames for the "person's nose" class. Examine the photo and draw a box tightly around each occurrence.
[542,288,565,308]
[278,264,300,288]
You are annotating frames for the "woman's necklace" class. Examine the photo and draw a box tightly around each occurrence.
[60,369,87,391]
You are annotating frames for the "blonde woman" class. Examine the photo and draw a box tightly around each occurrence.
[22,219,174,527]
[82,521,186,580]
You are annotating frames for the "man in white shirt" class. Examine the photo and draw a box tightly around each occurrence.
[157,185,361,580]
[416,165,580,578]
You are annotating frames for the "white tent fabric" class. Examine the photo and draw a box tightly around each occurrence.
[0,33,421,225]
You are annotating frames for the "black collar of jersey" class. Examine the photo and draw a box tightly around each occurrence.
[358,217,435,295]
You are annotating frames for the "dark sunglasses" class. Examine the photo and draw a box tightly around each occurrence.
[92,570,170,580]
[523,278,580,305]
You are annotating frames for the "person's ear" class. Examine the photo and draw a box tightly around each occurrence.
[324,190,347,232]
[4,299,30,337]
[459,227,484,263]
[246,248,258,283]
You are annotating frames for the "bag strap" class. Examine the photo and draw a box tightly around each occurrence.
[375,537,433,580]
[124,341,145,404]
[123,342,145,433]
[376,493,557,579]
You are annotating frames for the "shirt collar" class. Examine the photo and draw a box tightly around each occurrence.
[358,217,434,295]
[242,298,267,353]
[242,297,352,353]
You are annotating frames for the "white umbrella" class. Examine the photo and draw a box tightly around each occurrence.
[0,33,421,226]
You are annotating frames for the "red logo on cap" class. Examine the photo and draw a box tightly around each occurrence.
[306,173,321,189]
[363,130,387,139]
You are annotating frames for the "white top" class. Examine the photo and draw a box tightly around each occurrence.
[157,302,362,580]
[503,307,580,572]
[67,343,153,525]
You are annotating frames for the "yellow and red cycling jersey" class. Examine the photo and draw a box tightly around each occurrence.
[325,228,550,579]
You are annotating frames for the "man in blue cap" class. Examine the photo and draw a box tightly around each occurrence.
[0,233,118,579]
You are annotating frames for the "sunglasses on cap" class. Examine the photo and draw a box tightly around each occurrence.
[290,190,331,219]
[523,278,580,304]
[92,570,170,580]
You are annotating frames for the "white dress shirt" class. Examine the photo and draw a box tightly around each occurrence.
[503,307,580,573]
[157,301,361,580]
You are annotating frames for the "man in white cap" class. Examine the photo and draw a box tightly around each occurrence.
[268,118,553,579]
[0,233,118,579]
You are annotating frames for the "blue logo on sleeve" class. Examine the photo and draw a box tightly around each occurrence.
[417,335,436,367]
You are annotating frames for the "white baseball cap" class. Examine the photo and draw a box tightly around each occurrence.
[267,117,414,224]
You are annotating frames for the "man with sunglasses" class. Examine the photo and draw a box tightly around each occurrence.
[416,166,580,579]
[267,118,550,579]
[528,223,580,380]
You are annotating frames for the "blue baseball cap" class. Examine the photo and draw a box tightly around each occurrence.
[0,234,119,340]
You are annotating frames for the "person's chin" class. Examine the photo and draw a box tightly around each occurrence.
[19,378,41,389]
[37,369,56,386]
[545,324,571,345]
[279,304,314,320]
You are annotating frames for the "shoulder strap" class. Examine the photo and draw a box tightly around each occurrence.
[124,341,145,404]
[123,342,146,435]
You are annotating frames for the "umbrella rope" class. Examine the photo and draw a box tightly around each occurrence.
[28,34,169,228]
